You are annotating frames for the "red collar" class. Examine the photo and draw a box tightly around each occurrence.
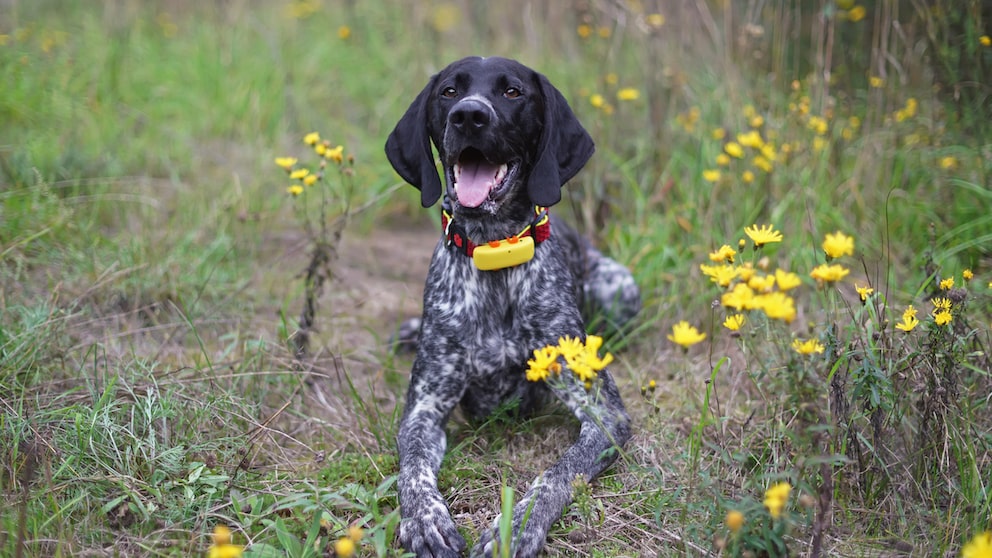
[442,206,551,268]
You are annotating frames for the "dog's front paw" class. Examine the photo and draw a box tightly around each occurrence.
[399,498,466,558]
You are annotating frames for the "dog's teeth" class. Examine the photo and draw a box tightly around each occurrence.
[495,164,508,182]
[454,164,461,184]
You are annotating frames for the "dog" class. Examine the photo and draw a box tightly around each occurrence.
[385,56,638,558]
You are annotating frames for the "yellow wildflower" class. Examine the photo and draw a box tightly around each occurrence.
[715,153,731,166]
[556,335,584,361]
[855,283,874,302]
[933,309,952,326]
[579,335,614,370]
[577,24,592,39]
[725,509,745,533]
[303,132,320,145]
[275,156,298,169]
[939,277,954,290]
[668,321,706,349]
[722,283,757,311]
[290,168,310,180]
[737,130,763,148]
[723,314,746,331]
[741,170,755,183]
[940,156,958,170]
[617,88,640,101]
[962,269,974,281]
[337,25,351,40]
[708,245,736,264]
[962,531,992,558]
[287,185,304,196]
[526,346,560,382]
[763,482,791,519]
[712,128,726,140]
[326,145,345,164]
[931,297,952,311]
[703,169,721,183]
[303,174,318,186]
[756,292,796,322]
[744,224,783,247]
[847,5,866,22]
[792,338,825,355]
[724,142,744,158]
[822,231,854,259]
[810,264,850,283]
[213,525,232,546]
[869,75,884,88]
[752,155,773,172]
[749,114,764,128]
[646,13,665,27]
[700,263,738,287]
[589,94,604,108]
[334,537,356,558]
[736,262,756,281]
[895,306,919,332]
[748,274,776,293]
[760,143,777,161]
[774,269,802,291]
[981,36,992,47]
[807,115,828,135]
[207,525,244,558]
[598,26,611,38]
[347,526,364,542]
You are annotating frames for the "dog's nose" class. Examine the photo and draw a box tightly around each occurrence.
[448,99,492,132]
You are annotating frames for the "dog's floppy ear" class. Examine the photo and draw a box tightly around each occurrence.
[528,72,595,207]
[385,74,444,208]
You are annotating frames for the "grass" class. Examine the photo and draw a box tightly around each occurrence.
[2,0,990,556]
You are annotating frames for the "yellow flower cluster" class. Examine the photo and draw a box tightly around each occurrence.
[893,97,918,123]
[702,106,778,183]
[586,76,641,116]
[207,525,243,558]
[894,268,980,333]
[763,482,791,519]
[526,335,613,389]
[275,132,347,196]
[700,224,803,325]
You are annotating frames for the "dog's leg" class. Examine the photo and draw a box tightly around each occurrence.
[471,369,631,558]
[582,246,641,333]
[397,358,468,558]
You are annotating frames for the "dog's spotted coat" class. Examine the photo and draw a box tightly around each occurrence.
[385,56,639,558]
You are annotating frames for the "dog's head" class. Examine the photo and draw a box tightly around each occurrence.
[385,56,594,212]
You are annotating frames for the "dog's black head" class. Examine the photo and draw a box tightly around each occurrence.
[385,56,594,212]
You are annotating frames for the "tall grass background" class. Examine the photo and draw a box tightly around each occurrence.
[1,0,989,556]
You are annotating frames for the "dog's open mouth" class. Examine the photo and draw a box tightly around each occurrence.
[451,148,513,208]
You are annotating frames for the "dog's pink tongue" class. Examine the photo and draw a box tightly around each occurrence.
[456,161,499,207]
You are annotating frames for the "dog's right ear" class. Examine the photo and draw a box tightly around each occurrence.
[385,74,444,208]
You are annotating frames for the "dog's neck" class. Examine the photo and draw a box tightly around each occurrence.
[442,194,537,244]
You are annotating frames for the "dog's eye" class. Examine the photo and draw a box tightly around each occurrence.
[441,87,457,98]
[504,87,521,99]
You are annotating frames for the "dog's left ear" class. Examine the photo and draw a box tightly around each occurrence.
[385,74,444,208]
[528,72,595,207]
